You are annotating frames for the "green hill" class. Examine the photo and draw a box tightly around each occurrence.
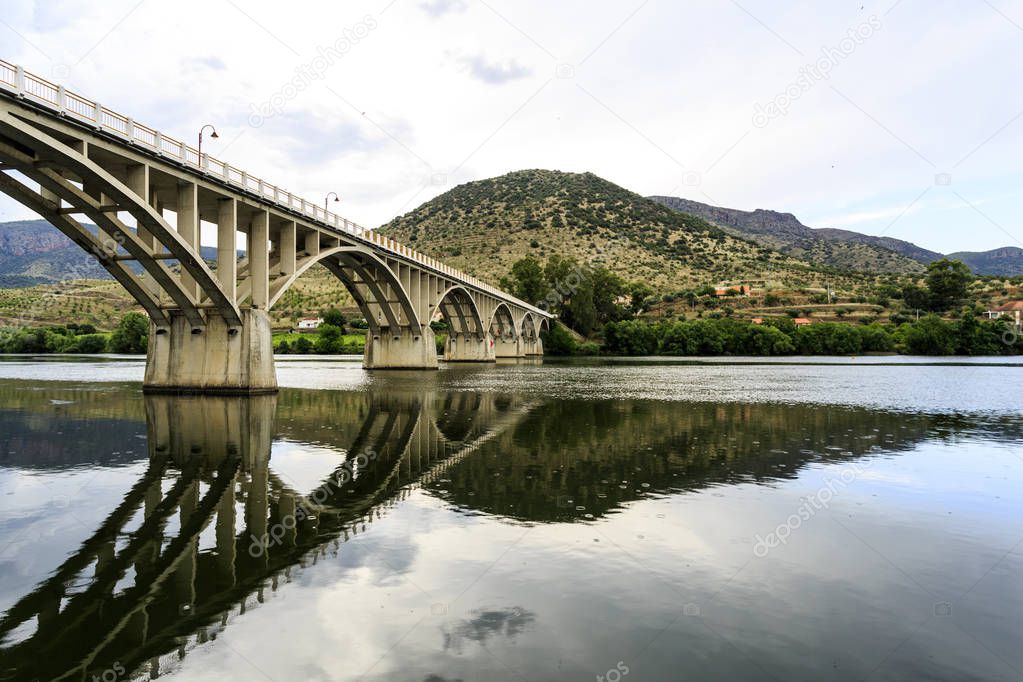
[380,169,857,291]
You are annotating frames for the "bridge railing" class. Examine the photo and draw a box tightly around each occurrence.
[0,60,551,315]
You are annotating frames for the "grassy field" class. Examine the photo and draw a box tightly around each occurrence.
[0,264,360,331]
[272,331,366,347]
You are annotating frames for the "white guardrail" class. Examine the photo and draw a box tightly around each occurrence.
[0,59,545,311]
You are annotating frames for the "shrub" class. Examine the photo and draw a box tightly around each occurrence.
[315,324,345,354]
[603,320,659,356]
[110,312,149,354]
[321,308,346,328]
[542,323,578,356]
[903,315,957,355]
[72,334,108,354]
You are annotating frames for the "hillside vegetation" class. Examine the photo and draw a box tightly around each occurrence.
[648,195,928,274]
[380,170,842,291]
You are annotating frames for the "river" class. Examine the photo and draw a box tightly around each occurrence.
[0,355,1020,681]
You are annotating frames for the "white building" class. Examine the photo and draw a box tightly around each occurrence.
[986,301,1023,327]
[296,317,324,331]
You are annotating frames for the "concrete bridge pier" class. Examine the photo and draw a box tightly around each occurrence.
[494,335,523,358]
[364,326,439,370]
[523,336,544,356]
[445,332,497,362]
[144,309,278,395]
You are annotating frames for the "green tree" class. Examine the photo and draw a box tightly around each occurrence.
[900,284,930,311]
[903,315,957,355]
[603,320,659,355]
[71,334,108,353]
[505,255,547,304]
[629,282,654,313]
[321,308,346,329]
[315,324,345,354]
[293,336,314,354]
[110,312,149,354]
[925,259,972,311]
[590,267,627,323]
[3,329,48,353]
[541,322,578,355]
[954,310,1004,355]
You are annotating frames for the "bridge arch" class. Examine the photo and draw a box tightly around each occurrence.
[519,312,538,340]
[268,247,421,335]
[434,285,485,337]
[0,112,240,330]
[489,302,519,340]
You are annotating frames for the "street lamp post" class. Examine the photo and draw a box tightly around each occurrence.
[197,124,219,167]
[325,191,340,215]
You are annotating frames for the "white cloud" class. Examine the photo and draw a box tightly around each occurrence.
[418,0,467,18]
[0,0,1021,252]
[458,53,532,84]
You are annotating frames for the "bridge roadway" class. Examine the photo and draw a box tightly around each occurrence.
[0,61,554,393]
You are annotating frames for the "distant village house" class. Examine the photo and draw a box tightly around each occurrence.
[986,301,1023,327]
[296,317,324,332]
[714,284,752,297]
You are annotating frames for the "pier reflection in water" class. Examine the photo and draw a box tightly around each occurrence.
[0,381,1020,681]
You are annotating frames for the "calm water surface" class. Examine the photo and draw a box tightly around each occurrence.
[0,356,1021,681]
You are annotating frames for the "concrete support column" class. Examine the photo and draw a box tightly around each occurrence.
[494,335,523,358]
[523,336,543,356]
[250,210,269,309]
[176,182,200,301]
[364,325,439,369]
[144,309,277,394]
[279,220,296,277]
[445,332,496,362]
[217,198,237,303]
[128,164,156,251]
[304,230,320,258]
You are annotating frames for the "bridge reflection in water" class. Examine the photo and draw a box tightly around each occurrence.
[0,386,1001,681]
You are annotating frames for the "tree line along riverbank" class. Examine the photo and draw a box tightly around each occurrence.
[1,311,1019,357]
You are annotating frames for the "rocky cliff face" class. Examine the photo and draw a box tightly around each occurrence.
[947,246,1023,277]
[650,195,1023,276]
[649,195,924,273]
[0,220,72,257]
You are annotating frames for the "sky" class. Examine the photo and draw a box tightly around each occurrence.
[1,0,1022,254]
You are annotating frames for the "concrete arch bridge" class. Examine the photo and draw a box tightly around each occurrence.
[0,61,553,393]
